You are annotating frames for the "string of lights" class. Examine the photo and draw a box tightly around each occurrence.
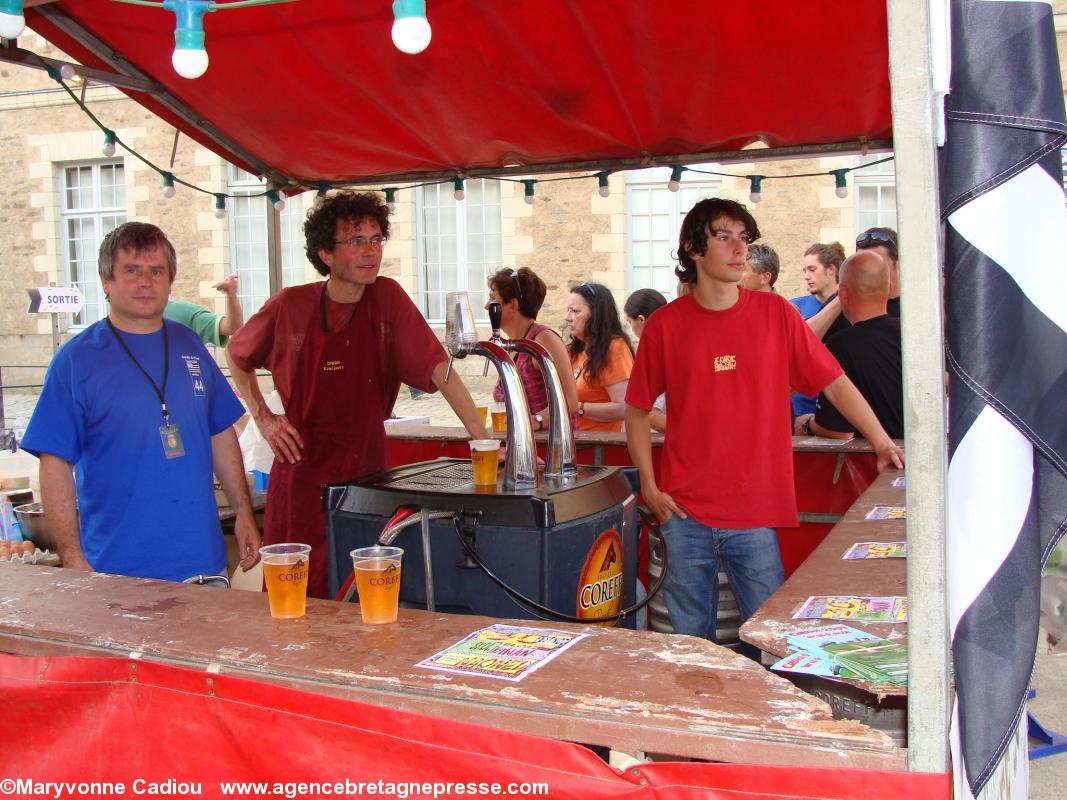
[30,51,895,219]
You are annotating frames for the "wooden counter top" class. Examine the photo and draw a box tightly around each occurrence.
[0,565,903,770]
[740,470,908,696]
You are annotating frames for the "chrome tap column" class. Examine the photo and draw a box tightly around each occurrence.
[444,292,536,489]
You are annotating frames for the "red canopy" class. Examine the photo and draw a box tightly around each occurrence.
[26,1,892,187]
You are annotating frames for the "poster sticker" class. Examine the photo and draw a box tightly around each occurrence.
[415,624,589,682]
[865,505,906,520]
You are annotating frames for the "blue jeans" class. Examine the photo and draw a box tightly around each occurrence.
[659,516,783,642]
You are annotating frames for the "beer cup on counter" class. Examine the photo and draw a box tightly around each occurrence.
[490,402,507,433]
[476,404,489,426]
[260,543,311,618]
[469,439,501,485]
[351,546,404,624]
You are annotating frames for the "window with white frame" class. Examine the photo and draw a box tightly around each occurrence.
[625,167,722,296]
[227,166,308,315]
[853,154,897,235]
[417,179,503,323]
[60,161,126,327]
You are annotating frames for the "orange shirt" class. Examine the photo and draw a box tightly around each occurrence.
[572,337,634,432]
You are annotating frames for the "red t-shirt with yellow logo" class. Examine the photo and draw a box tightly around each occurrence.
[626,290,841,528]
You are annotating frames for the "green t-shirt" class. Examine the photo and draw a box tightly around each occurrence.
[163,301,226,347]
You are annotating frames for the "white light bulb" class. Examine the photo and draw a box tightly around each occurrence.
[162,185,176,199]
[214,207,227,220]
[172,48,209,80]
[749,192,762,204]
[667,179,680,192]
[391,16,432,55]
[273,197,286,211]
[59,64,77,81]
[387,201,397,211]
[835,186,848,199]
[0,11,25,40]
[454,189,465,202]
[102,141,117,157]
[598,186,610,198]
[524,195,535,205]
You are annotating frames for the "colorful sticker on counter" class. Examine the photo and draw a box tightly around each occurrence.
[843,541,907,560]
[576,528,624,624]
[799,435,855,447]
[865,505,906,520]
[415,624,588,682]
[793,595,908,623]
[892,476,906,488]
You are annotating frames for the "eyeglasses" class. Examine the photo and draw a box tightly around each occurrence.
[335,235,387,249]
[576,282,597,297]
[856,230,896,248]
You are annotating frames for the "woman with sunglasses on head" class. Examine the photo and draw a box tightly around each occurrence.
[486,268,579,430]
[566,282,635,432]
[624,288,668,432]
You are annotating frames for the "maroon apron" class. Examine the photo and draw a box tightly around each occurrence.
[264,287,385,599]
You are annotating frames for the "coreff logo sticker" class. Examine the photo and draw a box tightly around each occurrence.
[576,528,624,624]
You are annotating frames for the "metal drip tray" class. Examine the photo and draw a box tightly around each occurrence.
[325,458,636,528]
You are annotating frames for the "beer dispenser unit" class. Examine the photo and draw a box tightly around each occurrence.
[325,292,642,627]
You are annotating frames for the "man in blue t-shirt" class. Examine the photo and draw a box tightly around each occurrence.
[21,222,260,583]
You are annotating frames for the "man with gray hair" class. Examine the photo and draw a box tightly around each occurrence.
[739,243,780,292]
[22,222,260,583]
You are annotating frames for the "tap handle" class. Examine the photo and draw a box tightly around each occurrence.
[488,302,502,335]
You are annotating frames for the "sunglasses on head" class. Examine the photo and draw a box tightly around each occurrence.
[576,282,597,297]
[856,230,896,248]
[507,269,525,304]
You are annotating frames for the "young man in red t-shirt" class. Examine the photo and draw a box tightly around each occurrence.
[625,198,903,646]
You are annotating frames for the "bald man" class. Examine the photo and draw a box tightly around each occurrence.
[798,251,904,440]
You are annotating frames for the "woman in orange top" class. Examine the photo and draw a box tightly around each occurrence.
[565,282,635,432]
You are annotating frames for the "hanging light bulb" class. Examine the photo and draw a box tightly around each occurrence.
[59,63,77,81]
[667,165,684,192]
[748,175,764,204]
[265,189,286,211]
[832,169,849,199]
[384,187,398,211]
[164,0,213,79]
[596,172,610,198]
[391,0,431,55]
[213,194,227,219]
[161,172,176,199]
[102,129,118,158]
[0,0,25,40]
[522,179,536,205]
[314,183,329,209]
[453,177,465,202]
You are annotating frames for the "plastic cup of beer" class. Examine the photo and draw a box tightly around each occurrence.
[469,438,501,485]
[260,543,311,619]
[476,405,489,426]
[490,402,507,433]
[351,546,404,624]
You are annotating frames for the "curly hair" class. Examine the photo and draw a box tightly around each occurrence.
[488,267,547,319]
[566,283,634,385]
[804,241,846,273]
[98,222,177,283]
[675,198,760,284]
[304,190,391,276]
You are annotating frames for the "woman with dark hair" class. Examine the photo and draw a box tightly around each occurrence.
[624,288,668,432]
[565,282,634,432]
[486,267,578,429]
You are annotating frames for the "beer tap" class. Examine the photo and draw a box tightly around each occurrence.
[487,302,577,478]
[444,292,537,489]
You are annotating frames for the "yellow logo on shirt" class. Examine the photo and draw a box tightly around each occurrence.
[323,359,344,373]
[714,355,737,372]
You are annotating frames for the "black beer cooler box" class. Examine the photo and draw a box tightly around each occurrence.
[325,458,639,628]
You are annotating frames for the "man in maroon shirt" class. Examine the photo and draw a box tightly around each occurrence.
[625,198,903,647]
[228,191,489,598]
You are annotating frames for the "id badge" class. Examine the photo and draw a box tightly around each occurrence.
[159,423,186,459]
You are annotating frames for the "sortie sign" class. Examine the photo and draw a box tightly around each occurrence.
[27,286,85,314]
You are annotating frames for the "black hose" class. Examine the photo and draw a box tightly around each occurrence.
[450,506,667,625]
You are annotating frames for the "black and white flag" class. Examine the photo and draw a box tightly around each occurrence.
[941,0,1067,796]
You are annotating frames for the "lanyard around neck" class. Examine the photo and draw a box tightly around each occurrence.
[320,281,359,333]
[107,318,170,423]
